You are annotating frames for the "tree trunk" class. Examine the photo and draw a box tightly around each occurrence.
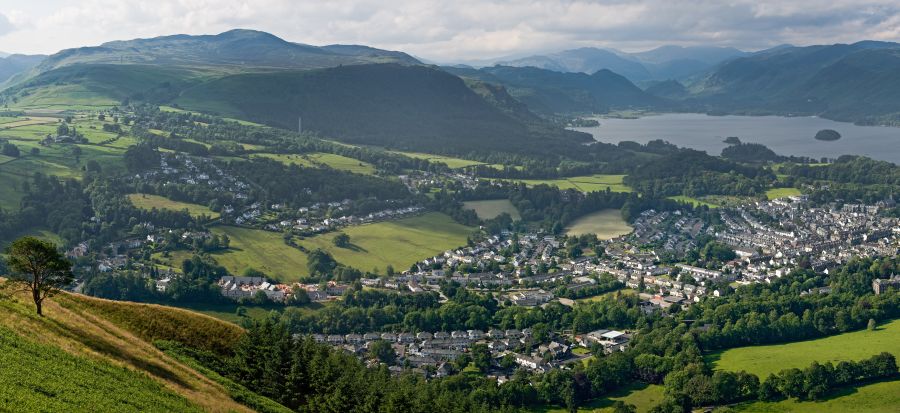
[33,290,43,316]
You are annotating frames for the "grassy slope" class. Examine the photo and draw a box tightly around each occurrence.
[710,318,900,378]
[128,193,220,219]
[536,383,664,413]
[0,279,252,413]
[462,199,522,220]
[0,326,202,413]
[711,319,900,413]
[296,212,474,274]
[198,213,473,280]
[391,151,486,169]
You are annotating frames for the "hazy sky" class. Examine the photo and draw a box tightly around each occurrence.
[1,0,899,61]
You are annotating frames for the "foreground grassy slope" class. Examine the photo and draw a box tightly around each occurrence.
[0,327,202,413]
[0,279,252,412]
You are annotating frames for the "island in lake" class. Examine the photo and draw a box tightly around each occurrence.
[815,129,842,141]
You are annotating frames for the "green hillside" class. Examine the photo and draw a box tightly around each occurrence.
[176,63,592,155]
[685,41,900,124]
[0,278,282,413]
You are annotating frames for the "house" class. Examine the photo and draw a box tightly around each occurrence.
[873,275,900,295]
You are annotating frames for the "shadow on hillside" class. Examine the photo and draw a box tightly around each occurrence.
[42,315,193,389]
[342,243,367,253]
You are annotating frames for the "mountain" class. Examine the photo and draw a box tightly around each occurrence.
[0,280,287,412]
[445,65,670,114]
[684,41,900,123]
[0,51,8,58]
[631,45,747,65]
[491,45,747,83]
[174,63,591,155]
[644,79,689,100]
[497,47,653,82]
[28,29,418,77]
[0,54,46,86]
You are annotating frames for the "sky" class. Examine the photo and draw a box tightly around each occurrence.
[1,0,899,62]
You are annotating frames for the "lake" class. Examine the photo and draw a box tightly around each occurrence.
[572,113,900,164]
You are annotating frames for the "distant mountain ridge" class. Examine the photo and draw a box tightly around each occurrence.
[31,29,420,76]
[680,41,900,124]
[445,65,670,114]
[0,54,46,86]
[495,45,748,83]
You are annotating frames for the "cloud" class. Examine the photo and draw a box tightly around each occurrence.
[0,12,14,37]
[0,0,899,60]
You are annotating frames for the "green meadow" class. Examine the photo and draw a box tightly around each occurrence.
[128,193,220,218]
[252,152,376,175]
[391,151,486,169]
[765,187,802,200]
[709,318,900,378]
[462,199,522,220]
[508,174,632,193]
[169,213,474,281]
[564,209,633,239]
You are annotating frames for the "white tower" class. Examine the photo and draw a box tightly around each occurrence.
[298,116,302,134]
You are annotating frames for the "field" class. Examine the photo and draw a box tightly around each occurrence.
[712,319,900,413]
[463,199,522,220]
[192,213,472,280]
[667,195,720,208]
[734,380,900,413]
[252,152,376,175]
[509,174,632,193]
[536,383,664,413]
[709,318,900,378]
[208,226,311,282]
[564,209,633,239]
[765,187,802,200]
[392,151,486,168]
[128,194,220,218]
[296,212,475,274]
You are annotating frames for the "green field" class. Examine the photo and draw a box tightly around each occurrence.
[667,195,720,208]
[0,326,202,413]
[296,212,474,274]
[392,151,485,168]
[253,152,376,175]
[509,175,632,193]
[710,318,900,378]
[209,226,311,281]
[128,194,220,218]
[564,209,633,239]
[734,380,900,413]
[462,199,521,220]
[765,187,802,200]
[536,383,664,413]
[198,213,473,280]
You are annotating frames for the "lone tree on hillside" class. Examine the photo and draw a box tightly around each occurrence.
[3,237,73,316]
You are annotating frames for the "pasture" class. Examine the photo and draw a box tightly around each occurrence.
[252,152,376,175]
[510,174,632,193]
[297,212,474,275]
[392,151,485,169]
[734,380,900,413]
[564,209,633,239]
[128,194,220,218]
[765,187,802,200]
[463,199,521,220]
[709,318,900,378]
[209,226,310,282]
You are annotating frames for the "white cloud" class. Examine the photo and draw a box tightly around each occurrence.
[0,0,897,60]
